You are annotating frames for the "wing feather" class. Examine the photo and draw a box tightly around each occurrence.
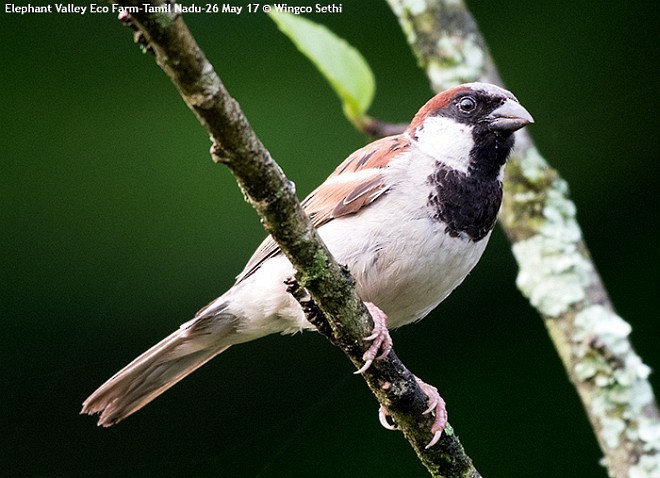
[235,134,410,282]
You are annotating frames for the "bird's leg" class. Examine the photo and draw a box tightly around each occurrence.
[355,302,393,374]
[354,302,447,448]
[378,377,448,449]
[416,377,447,448]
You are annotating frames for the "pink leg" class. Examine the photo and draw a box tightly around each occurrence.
[356,302,447,448]
[416,377,447,448]
[354,302,393,375]
[377,376,448,449]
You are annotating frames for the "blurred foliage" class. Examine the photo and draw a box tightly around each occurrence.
[269,10,375,124]
[1,1,657,477]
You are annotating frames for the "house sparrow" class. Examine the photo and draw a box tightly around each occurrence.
[82,82,533,446]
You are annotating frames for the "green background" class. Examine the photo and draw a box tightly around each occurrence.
[1,1,658,477]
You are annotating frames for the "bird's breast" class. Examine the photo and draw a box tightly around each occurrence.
[426,162,503,242]
[317,188,492,328]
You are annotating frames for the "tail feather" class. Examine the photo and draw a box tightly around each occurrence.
[81,310,237,427]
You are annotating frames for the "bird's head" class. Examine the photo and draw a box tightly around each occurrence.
[408,82,534,178]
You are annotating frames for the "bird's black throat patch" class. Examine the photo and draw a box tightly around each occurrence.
[426,163,503,242]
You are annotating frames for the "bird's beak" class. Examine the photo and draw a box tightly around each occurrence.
[489,99,534,132]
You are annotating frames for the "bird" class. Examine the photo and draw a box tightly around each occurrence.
[81,82,533,446]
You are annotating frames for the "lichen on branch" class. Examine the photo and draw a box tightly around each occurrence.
[386,1,660,476]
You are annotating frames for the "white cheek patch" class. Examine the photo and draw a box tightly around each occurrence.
[413,116,474,174]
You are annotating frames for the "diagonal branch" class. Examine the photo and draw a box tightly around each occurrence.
[110,1,480,476]
[386,1,660,477]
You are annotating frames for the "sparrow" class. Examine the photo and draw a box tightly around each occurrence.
[82,82,533,446]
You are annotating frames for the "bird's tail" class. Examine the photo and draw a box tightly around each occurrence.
[81,307,238,427]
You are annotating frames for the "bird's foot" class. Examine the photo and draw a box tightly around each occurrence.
[354,303,447,448]
[416,377,447,448]
[354,302,393,375]
[378,376,447,449]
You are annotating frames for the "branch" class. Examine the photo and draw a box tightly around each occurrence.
[360,116,408,138]
[387,1,660,476]
[110,1,480,476]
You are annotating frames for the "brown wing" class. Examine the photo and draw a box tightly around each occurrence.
[235,135,411,283]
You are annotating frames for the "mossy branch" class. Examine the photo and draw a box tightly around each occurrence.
[386,1,659,477]
[110,0,481,476]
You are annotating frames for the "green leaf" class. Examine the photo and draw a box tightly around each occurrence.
[269,11,375,123]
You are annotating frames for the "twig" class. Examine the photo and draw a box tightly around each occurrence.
[110,1,481,476]
[360,116,407,138]
[386,1,660,476]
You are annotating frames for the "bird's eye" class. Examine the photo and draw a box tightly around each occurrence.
[457,96,477,113]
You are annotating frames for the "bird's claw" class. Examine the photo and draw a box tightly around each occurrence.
[376,377,447,449]
[354,302,393,375]
[378,405,397,430]
[355,303,446,448]
[416,377,447,448]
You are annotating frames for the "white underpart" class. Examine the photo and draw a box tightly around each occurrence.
[223,146,490,339]
[412,116,474,174]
